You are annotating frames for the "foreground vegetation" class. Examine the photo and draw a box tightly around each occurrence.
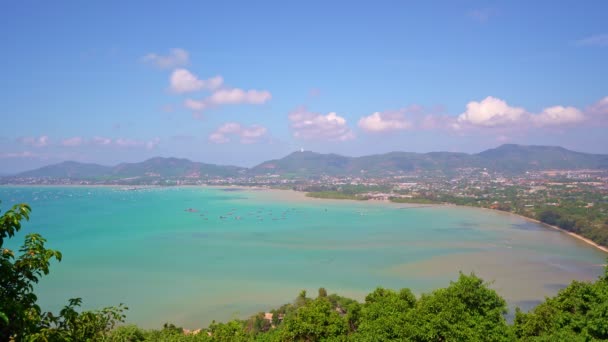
[2,202,608,341]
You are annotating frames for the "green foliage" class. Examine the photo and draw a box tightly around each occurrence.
[536,202,608,247]
[0,203,62,340]
[354,287,416,340]
[30,299,127,341]
[0,202,124,341]
[409,273,512,341]
[538,209,561,226]
[279,296,348,341]
[106,324,147,341]
[514,274,608,341]
[208,320,249,341]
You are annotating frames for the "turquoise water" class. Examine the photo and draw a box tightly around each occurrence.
[1,186,606,328]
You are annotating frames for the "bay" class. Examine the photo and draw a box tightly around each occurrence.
[1,186,605,329]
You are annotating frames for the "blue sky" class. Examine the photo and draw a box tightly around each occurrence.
[1,1,607,172]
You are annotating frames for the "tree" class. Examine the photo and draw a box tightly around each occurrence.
[538,209,561,226]
[355,287,416,341]
[31,298,127,341]
[208,320,249,341]
[280,297,348,341]
[408,273,512,341]
[514,273,608,341]
[0,202,125,341]
[106,324,147,341]
[0,203,62,340]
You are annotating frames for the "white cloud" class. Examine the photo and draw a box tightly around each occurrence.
[169,69,223,93]
[240,125,268,144]
[576,34,608,47]
[61,137,84,147]
[454,96,598,130]
[208,132,229,144]
[289,108,354,141]
[588,96,608,118]
[457,96,526,127]
[114,138,160,150]
[532,106,585,126]
[184,98,208,111]
[207,88,272,105]
[114,138,139,148]
[419,114,457,130]
[184,88,272,113]
[142,48,190,68]
[165,65,271,112]
[0,151,38,158]
[92,136,112,146]
[14,135,161,150]
[358,110,412,132]
[208,122,268,144]
[19,135,49,147]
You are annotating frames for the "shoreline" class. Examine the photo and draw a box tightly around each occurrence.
[230,185,608,254]
[512,213,608,254]
[274,188,608,254]
[456,205,608,254]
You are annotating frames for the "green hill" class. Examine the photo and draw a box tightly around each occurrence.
[251,151,352,176]
[7,145,608,181]
[250,144,608,176]
[110,157,243,179]
[476,144,608,172]
[16,161,111,179]
[11,157,244,181]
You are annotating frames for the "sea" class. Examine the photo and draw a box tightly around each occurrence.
[1,186,606,329]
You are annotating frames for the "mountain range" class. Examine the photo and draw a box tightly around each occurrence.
[4,144,608,182]
[249,144,608,176]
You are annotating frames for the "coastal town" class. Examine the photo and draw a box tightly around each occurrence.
[6,166,608,209]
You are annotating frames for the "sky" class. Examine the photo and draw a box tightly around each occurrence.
[1,0,607,173]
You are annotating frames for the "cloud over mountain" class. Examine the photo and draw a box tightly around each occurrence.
[532,106,585,126]
[457,96,526,127]
[19,135,50,147]
[209,123,268,144]
[289,108,354,141]
[358,110,413,132]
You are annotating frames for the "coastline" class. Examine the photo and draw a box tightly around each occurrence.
[511,213,608,254]
[268,187,608,254]
[468,206,608,254]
